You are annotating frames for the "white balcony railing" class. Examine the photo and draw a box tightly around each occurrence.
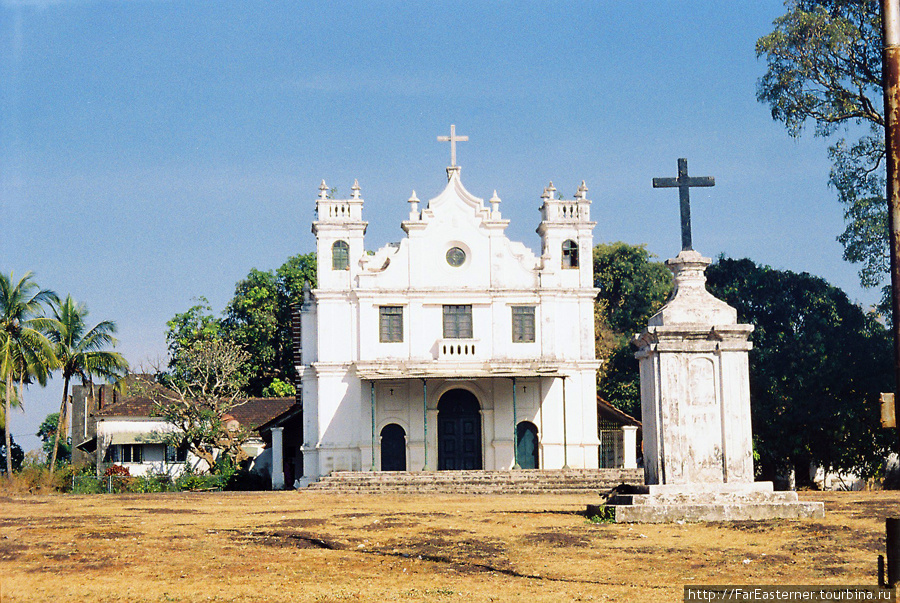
[438,339,479,360]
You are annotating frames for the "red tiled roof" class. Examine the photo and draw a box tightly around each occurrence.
[597,397,641,427]
[95,394,296,431]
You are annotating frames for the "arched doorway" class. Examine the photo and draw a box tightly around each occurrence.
[437,389,482,470]
[380,424,406,471]
[516,422,539,469]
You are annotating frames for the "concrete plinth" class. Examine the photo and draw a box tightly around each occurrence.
[610,249,824,523]
[587,482,824,523]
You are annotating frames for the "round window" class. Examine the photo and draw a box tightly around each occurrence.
[446,246,466,267]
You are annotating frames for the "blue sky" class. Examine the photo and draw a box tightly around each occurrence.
[0,0,876,452]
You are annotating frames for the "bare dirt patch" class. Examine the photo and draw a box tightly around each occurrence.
[0,489,892,602]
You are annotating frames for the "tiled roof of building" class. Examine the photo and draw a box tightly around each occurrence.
[597,397,641,427]
[95,394,297,431]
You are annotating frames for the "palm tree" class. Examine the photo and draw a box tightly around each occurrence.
[0,272,57,476]
[0,384,23,430]
[46,296,129,473]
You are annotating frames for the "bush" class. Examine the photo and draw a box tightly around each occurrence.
[174,466,225,491]
[225,468,270,491]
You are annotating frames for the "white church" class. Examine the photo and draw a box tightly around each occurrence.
[296,129,603,479]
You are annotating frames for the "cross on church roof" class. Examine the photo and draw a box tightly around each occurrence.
[437,124,468,168]
[652,158,715,251]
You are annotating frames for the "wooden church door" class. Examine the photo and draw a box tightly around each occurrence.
[516,421,539,469]
[437,389,482,470]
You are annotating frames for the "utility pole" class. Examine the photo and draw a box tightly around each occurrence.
[881,0,900,452]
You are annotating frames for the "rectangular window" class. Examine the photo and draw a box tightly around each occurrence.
[512,306,536,343]
[120,444,143,463]
[379,306,403,342]
[166,443,188,463]
[443,305,473,339]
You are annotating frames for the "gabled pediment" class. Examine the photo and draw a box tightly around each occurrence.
[422,168,493,224]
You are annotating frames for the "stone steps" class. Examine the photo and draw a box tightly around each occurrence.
[304,468,644,495]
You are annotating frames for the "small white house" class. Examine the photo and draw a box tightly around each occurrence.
[90,394,295,477]
[298,152,602,479]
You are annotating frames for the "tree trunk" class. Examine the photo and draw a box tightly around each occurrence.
[49,374,70,475]
[5,373,13,478]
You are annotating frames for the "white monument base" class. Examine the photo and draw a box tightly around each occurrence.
[595,248,824,523]
[589,482,824,523]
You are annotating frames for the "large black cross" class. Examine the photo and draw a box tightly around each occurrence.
[652,158,715,251]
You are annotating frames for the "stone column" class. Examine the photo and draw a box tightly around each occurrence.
[621,425,638,469]
[634,250,754,486]
[271,427,285,490]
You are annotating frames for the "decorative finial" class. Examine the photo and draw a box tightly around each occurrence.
[575,181,588,200]
[541,186,551,200]
[351,179,361,199]
[318,180,328,199]
[490,191,501,215]
[408,190,420,220]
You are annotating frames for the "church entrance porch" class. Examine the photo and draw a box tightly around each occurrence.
[437,389,483,470]
[346,371,600,476]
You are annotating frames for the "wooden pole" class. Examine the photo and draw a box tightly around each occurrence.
[882,0,900,452]
[887,517,900,586]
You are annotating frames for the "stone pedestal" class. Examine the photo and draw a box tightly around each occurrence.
[605,250,823,522]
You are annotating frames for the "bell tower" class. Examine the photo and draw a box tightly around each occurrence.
[312,179,367,291]
[536,181,595,287]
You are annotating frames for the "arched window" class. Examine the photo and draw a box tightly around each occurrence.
[562,240,578,269]
[332,240,349,270]
[563,239,578,268]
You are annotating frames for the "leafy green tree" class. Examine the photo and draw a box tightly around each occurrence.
[757,1,890,310]
[164,253,316,398]
[705,257,893,481]
[0,272,57,476]
[166,298,222,355]
[151,338,252,473]
[261,377,296,397]
[37,412,70,465]
[276,252,317,295]
[46,296,129,473]
[593,243,672,417]
[223,269,280,395]
[223,252,316,395]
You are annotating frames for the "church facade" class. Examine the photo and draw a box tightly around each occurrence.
[297,156,600,479]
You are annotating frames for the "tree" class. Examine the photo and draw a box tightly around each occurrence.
[593,243,672,417]
[165,297,222,354]
[705,257,894,481]
[756,1,890,310]
[0,429,24,473]
[0,384,23,431]
[165,253,317,398]
[37,412,70,465]
[45,296,129,473]
[222,269,280,395]
[222,253,316,395]
[0,272,57,476]
[153,338,252,473]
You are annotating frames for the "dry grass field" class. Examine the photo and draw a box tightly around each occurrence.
[0,489,894,602]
